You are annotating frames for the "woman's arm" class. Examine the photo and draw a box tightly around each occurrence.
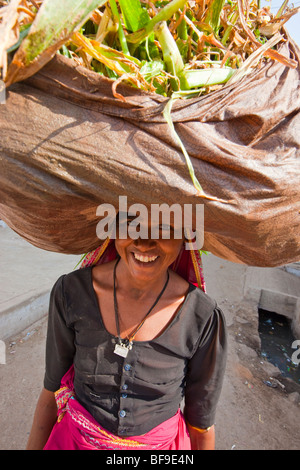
[187,423,215,450]
[184,307,227,451]
[26,388,57,450]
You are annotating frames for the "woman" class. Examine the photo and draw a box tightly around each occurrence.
[26,214,227,450]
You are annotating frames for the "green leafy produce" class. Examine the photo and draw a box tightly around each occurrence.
[0,0,298,194]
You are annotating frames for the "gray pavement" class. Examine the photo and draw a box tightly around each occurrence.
[0,222,81,340]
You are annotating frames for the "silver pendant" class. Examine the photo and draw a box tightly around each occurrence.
[114,341,132,358]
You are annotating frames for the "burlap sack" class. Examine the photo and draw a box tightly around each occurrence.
[0,35,299,266]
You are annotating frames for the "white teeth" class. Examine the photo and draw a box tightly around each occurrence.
[133,253,158,263]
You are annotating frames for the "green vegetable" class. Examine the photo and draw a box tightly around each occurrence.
[2,0,297,197]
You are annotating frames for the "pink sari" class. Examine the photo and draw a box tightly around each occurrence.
[44,366,191,450]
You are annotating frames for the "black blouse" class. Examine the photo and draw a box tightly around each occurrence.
[44,267,227,437]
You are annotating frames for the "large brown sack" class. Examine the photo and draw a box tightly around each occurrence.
[0,35,299,267]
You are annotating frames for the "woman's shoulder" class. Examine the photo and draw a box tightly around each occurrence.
[60,262,116,299]
[187,283,217,309]
[64,265,92,281]
[90,260,115,287]
[181,287,226,350]
[183,284,220,326]
[52,265,94,296]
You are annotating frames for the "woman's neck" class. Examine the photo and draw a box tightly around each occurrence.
[115,259,169,301]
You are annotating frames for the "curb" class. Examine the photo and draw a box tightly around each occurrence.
[0,291,49,341]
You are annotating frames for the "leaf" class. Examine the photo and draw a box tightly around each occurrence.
[109,0,129,54]
[0,0,24,79]
[163,96,205,197]
[204,0,226,34]
[118,0,150,32]
[5,0,107,86]
[163,95,234,203]
[126,0,187,45]
[6,24,31,54]
[71,32,140,76]
[140,60,164,81]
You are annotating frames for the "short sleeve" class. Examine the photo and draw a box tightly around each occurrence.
[184,306,227,429]
[43,275,75,392]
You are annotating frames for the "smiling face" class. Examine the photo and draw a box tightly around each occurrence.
[114,213,184,284]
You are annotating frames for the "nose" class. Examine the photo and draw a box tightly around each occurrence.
[133,237,157,251]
